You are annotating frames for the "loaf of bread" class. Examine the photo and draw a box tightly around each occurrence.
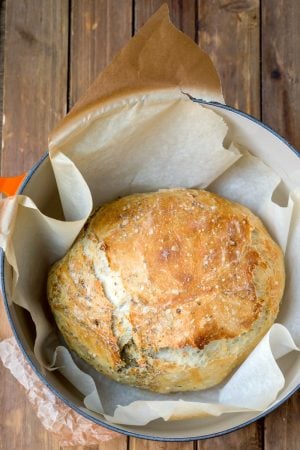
[47,189,285,393]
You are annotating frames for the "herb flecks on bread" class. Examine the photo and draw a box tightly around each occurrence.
[47,189,285,393]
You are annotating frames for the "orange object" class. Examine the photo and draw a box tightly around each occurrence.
[0,174,27,196]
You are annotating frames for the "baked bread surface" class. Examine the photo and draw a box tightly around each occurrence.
[47,189,285,393]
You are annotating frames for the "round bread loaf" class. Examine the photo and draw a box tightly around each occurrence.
[47,189,285,393]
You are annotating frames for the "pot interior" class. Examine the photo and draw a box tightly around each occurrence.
[2,103,299,440]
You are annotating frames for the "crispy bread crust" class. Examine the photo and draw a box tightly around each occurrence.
[48,189,285,392]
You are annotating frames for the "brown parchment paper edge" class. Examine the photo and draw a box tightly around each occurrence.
[49,4,224,147]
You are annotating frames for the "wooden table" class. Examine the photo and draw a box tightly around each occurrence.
[0,1,299,449]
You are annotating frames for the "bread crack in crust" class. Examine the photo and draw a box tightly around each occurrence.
[47,189,285,393]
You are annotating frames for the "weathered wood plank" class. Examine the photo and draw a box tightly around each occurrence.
[261,0,300,149]
[197,1,262,447]
[130,440,196,450]
[264,392,300,450]
[65,1,132,449]
[62,447,98,450]
[69,0,132,109]
[198,0,260,117]
[1,0,68,176]
[262,1,300,446]
[197,421,263,450]
[134,0,196,40]
[98,440,128,450]
[129,4,196,449]
[129,2,262,449]
[62,440,127,450]
[0,1,68,449]
[0,0,5,162]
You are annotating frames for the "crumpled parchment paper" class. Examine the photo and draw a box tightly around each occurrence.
[0,337,120,446]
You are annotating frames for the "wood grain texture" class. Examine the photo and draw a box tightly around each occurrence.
[196,1,262,448]
[69,0,132,109]
[264,391,300,450]
[63,447,99,450]
[1,0,68,176]
[261,0,300,149]
[133,4,194,449]
[63,1,132,449]
[0,1,68,449]
[62,440,128,450]
[134,0,196,39]
[262,1,300,447]
[130,440,195,450]
[197,421,263,450]
[0,0,5,162]
[0,354,60,450]
[134,3,262,450]
[198,0,260,117]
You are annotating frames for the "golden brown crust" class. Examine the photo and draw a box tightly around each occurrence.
[93,189,283,349]
[47,189,285,393]
[48,241,122,370]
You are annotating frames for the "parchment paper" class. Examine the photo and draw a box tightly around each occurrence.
[0,5,299,427]
[49,3,223,133]
[0,337,119,445]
